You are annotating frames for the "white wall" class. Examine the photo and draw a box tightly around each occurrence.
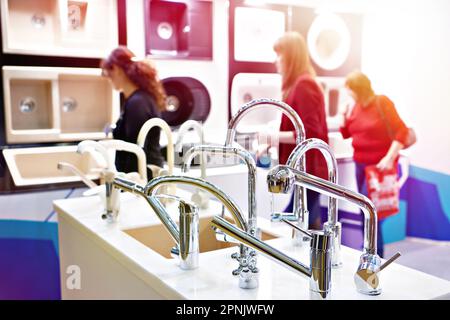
[126,0,229,140]
[361,0,450,175]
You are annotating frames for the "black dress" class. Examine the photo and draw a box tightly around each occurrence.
[112,89,164,177]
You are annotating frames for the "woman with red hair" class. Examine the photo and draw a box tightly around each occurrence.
[101,46,166,177]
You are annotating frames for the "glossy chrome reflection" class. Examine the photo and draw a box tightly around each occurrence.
[211,216,332,299]
[112,177,199,270]
[286,138,342,267]
[267,165,403,295]
[224,98,308,228]
[182,144,259,279]
[136,174,256,287]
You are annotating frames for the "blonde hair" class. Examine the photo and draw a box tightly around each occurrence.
[345,70,375,102]
[274,32,316,98]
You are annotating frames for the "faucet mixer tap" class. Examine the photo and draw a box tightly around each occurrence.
[142,174,260,289]
[113,177,199,270]
[211,215,333,299]
[285,138,342,266]
[224,98,308,228]
[267,165,401,295]
[175,120,209,208]
[182,144,259,278]
[77,140,120,222]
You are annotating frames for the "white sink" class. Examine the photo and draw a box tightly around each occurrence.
[3,145,104,186]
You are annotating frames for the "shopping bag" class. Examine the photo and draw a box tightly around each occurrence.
[365,165,400,220]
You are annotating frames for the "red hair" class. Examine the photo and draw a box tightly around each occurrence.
[101,46,167,112]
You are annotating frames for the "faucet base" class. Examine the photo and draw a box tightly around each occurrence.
[238,269,259,289]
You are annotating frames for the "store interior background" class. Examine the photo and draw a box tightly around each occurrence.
[0,0,449,299]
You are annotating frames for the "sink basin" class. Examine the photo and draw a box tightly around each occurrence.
[59,73,114,135]
[1,0,118,58]
[3,66,120,144]
[3,145,104,186]
[123,215,278,259]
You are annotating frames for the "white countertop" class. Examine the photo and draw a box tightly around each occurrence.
[54,191,450,300]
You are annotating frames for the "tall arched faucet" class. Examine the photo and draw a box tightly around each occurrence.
[137,118,174,176]
[175,120,209,208]
[285,138,342,267]
[137,118,175,199]
[224,98,308,236]
[182,144,259,279]
[175,120,206,179]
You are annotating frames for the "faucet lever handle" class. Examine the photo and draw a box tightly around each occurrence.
[379,252,401,272]
[281,218,313,239]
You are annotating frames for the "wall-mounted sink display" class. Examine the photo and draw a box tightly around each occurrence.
[0,0,118,58]
[161,77,211,127]
[144,0,213,59]
[2,66,120,144]
[3,145,104,186]
[123,215,277,259]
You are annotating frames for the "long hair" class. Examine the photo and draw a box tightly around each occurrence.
[345,70,375,102]
[101,46,167,112]
[274,32,316,99]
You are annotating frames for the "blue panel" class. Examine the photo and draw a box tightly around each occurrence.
[0,220,61,300]
[402,175,450,240]
[0,238,61,299]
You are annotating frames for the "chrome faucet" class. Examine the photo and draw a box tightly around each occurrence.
[211,215,333,299]
[138,174,258,289]
[285,138,342,267]
[77,140,120,222]
[267,165,401,295]
[112,177,199,270]
[224,98,308,230]
[175,120,209,208]
[182,144,259,278]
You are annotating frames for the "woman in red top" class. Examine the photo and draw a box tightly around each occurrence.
[260,32,329,229]
[340,70,409,257]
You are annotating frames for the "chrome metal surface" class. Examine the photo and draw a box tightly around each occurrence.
[286,138,342,266]
[211,216,332,298]
[113,177,200,269]
[224,98,308,225]
[182,144,259,277]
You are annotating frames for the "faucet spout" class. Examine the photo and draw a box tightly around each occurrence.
[267,165,377,254]
[175,120,206,179]
[225,98,308,227]
[286,138,342,266]
[113,177,200,270]
[143,175,260,287]
[182,145,257,235]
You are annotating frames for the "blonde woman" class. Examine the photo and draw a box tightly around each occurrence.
[260,32,329,229]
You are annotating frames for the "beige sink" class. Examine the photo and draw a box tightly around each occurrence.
[2,66,120,144]
[59,74,113,134]
[123,215,278,259]
[1,0,118,58]
[3,145,104,186]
